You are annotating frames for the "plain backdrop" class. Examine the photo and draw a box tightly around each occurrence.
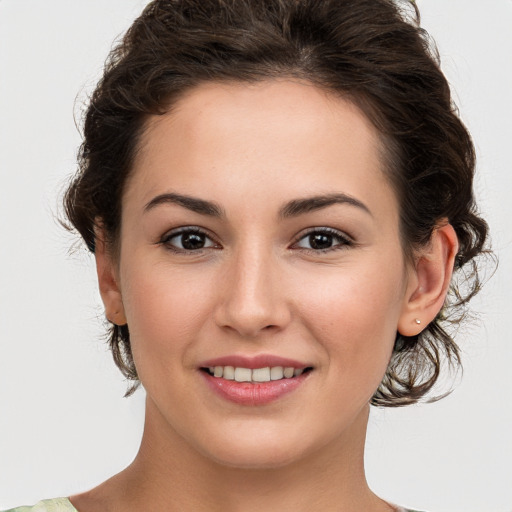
[0,1,511,511]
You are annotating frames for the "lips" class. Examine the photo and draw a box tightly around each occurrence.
[200,354,311,370]
[199,354,313,405]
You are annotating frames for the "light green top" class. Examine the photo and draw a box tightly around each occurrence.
[2,497,422,512]
[2,498,77,512]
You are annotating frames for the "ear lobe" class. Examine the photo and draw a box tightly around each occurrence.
[94,227,127,326]
[398,223,459,337]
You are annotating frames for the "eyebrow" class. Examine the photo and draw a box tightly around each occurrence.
[144,193,225,217]
[279,193,372,219]
[143,191,371,219]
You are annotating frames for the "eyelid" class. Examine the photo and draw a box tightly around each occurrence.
[291,227,354,252]
[158,226,221,252]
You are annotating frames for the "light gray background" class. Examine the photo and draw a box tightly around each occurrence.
[0,1,511,511]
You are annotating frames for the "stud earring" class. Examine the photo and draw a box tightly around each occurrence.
[415,318,421,325]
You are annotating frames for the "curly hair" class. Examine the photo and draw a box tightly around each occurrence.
[64,0,489,405]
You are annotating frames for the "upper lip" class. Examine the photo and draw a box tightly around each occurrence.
[199,354,312,370]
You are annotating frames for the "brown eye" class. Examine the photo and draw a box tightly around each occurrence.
[308,233,334,250]
[180,232,207,250]
[162,228,217,251]
[294,228,352,252]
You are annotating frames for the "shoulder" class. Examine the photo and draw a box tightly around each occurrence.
[1,498,77,512]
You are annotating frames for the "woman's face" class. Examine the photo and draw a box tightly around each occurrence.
[110,80,417,468]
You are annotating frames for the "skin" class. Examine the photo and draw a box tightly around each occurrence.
[72,80,458,512]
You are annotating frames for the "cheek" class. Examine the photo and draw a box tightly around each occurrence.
[292,262,403,376]
[119,260,216,367]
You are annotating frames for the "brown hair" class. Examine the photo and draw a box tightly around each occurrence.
[64,0,489,405]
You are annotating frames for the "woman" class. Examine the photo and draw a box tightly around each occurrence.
[2,0,491,511]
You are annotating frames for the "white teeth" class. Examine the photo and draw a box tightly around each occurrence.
[234,367,252,382]
[208,365,308,382]
[270,366,284,380]
[283,367,294,378]
[223,366,235,380]
[252,367,271,382]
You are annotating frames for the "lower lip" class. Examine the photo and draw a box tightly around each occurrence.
[200,371,311,405]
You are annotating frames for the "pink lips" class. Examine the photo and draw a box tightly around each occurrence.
[200,354,309,370]
[199,354,312,406]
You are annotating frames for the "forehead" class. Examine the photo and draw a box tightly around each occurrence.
[126,80,397,224]
[140,80,381,163]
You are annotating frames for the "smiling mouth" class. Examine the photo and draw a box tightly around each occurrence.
[201,366,313,383]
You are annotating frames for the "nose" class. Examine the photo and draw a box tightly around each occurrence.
[213,244,292,338]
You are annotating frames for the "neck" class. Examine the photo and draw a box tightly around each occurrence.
[72,399,392,512]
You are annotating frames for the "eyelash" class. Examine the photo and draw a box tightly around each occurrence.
[291,227,354,254]
[159,227,220,254]
[158,227,354,254]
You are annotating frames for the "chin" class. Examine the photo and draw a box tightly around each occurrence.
[205,443,305,470]
[191,423,330,471]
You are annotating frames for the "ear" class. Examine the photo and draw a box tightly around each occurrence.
[398,223,459,336]
[94,226,127,326]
